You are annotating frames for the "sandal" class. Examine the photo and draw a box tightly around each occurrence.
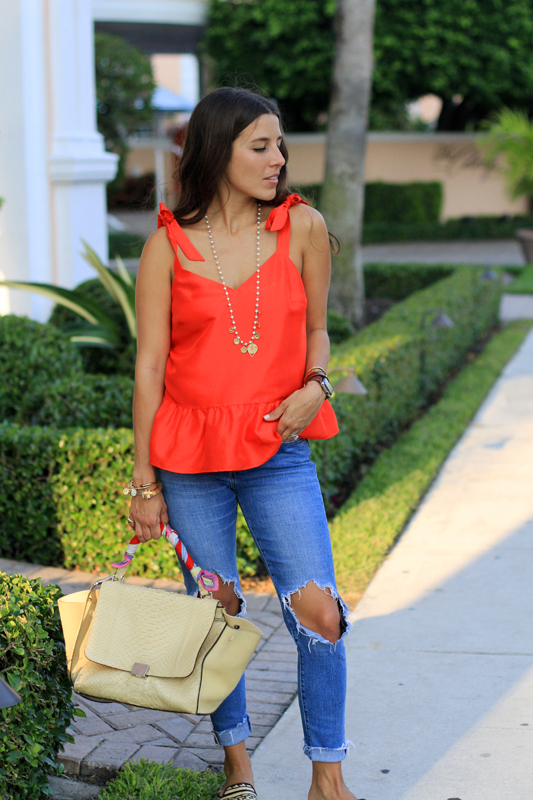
[213,783,258,800]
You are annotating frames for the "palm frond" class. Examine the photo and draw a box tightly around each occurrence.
[81,241,137,339]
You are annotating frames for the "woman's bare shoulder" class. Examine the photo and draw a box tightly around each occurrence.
[289,203,329,251]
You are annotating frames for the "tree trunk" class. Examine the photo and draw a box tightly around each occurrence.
[321,0,376,327]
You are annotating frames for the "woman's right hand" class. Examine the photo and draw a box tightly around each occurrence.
[128,492,170,543]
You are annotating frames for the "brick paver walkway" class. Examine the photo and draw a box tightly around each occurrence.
[0,558,296,782]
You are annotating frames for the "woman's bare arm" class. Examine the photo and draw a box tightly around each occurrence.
[130,227,174,541]
[263,206,331,440]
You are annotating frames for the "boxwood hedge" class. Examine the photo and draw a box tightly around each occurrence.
[0,266,501,578]
[0,573,80,799]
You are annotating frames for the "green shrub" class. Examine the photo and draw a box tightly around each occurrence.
[0,316,81,422]
[327,309,356,344]
[330,321,531,600]
[99,759,224,800]
[362,214,533,244]
[22,374,133,429]
[363,181,443,225]
[0,267,502,579]
[312,265,502,502]
[364,264,454,300]
[0,573,81,800]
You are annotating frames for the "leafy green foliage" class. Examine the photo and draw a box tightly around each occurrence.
[49,278,136,376]
[205,0,533,132]
[330,321,531,600]
[374,0,533,130]
[363,182,443,225]
[479,108,533,200]
[364,264,454,301]
[0,573,77,799]
[99,760,224,800]
[327,309,356,344]
[204,0,336,131]
[95,32,155,190]
[362,215,533,244]
[312,266,502,504]
[0,316,81,422]
[0,243,137,373]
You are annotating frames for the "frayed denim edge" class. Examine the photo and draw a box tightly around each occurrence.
[213,714,252,746]
[203,569,247,618]
[281,580,352,652]
[303,740,355,762]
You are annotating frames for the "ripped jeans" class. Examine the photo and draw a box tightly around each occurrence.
[156,439,351,762]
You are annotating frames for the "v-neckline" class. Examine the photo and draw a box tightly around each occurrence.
[175,251,278,291]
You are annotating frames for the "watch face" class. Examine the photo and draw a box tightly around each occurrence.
[321,377,334,398]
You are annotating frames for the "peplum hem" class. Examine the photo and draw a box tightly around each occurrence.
[150,394,339,474]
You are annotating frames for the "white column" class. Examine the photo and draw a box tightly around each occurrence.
[0,0,117,321]
[0,0,51,319]
[47,0,118,289]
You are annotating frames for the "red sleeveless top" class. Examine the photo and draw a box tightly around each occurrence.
[149,194,339,474]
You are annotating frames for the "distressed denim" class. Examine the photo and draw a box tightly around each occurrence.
[156,439,351,761]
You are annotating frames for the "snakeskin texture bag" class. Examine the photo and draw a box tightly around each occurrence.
[58,525,262,714]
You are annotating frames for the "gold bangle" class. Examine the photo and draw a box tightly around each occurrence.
[304,365,327,379]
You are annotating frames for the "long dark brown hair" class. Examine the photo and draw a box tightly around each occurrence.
[172,87,290,226]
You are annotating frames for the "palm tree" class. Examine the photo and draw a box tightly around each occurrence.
[321,0,377,327]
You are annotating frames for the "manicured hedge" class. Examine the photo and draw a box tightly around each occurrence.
[364,263,454,301]
[0,316,81,422]
[363,181,443,225]
[362,215,533,244]
[0,573,80,799]
[505,266,533,294]
[100,760,224,800]
[0,267,502,578]
[330,321,531,601]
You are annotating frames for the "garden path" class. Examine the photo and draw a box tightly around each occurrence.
[252,326,533,799]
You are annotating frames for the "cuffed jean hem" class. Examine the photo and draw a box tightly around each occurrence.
[213,714,252,747]
[303,741,354,762]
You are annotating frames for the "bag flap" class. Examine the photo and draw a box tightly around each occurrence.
[85,580,219,678]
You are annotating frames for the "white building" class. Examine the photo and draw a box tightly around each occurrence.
[0,0,206,320]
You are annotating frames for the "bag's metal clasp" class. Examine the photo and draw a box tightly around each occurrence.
[131,663,149,678]
[91,574,117,590]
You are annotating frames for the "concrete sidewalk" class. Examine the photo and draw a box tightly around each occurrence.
[253,329,533,800]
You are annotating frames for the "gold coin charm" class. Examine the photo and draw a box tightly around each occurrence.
[234,337,240,345]
[247,342,258,356]
[253,332,260,340]
[241,346,248,354]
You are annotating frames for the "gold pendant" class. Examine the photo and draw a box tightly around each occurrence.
[234,337,240,345]
[229,327,236,333]
[247,342,258,357]
[253,332,260,340]
[241,346,248,354]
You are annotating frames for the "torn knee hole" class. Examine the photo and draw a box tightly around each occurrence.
[285,582,346,645]
[211,577,242,616]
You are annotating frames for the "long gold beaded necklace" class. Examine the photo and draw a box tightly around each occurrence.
[204,203,262,358]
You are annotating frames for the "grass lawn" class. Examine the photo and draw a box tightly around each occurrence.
[505,266,533,294]
[331,321,532,605]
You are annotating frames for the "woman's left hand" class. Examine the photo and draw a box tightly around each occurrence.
[263,381,325,442]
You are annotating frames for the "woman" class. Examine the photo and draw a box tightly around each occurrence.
[129,88,360,800]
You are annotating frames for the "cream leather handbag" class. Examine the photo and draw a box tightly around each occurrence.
[58,524,262,715]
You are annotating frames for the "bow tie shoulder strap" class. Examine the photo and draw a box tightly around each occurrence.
[265,194,309,232]
[157,203,205,262]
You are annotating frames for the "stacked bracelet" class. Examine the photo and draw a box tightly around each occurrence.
[303,366,327,386]
[122,479,163,500]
